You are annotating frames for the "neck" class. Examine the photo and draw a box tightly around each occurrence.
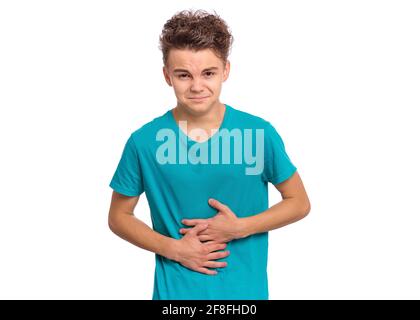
[172,102,226,142]
[173,102,226,129]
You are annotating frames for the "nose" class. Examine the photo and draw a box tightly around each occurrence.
[190,78,205,92]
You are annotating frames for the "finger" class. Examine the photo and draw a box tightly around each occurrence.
[197,229,208,235]
[179,228,190,234]
[182,219,206,226]
[203,261,228,268]
[203,240,227,246]
[198,235,213,242]
[206,250,230,261]
[205,243,227,253]
[203,240,218,245]
[208,198,229,213]
[197,267,217,275]
[188,223,208,236]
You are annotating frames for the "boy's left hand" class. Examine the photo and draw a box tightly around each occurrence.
[180,198,244,244]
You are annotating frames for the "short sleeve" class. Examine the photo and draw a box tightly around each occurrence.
[109,134,144,196]
[262,122,297,185]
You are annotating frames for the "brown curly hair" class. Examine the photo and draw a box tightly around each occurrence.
[158,9,234,67]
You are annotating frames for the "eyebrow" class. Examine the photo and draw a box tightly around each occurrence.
[173,67,218,73]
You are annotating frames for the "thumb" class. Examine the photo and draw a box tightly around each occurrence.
[188,223,208,236]
[208,198,229,212]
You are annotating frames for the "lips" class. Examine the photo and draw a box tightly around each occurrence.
[189,97,210,102]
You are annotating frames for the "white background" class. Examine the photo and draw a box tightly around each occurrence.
[1,0,419,299]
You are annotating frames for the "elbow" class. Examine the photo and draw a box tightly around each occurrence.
[108,209,132,234]
[108,217,115,233]
[299,199,311,219]
[108,212,118,233]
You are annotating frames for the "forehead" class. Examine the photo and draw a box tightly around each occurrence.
[167,48,223,72]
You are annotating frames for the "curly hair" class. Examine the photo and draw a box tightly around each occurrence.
[158,9,234,67]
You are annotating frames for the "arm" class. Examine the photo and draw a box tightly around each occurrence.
[180,171,310,242]
[238,171,311,238]
[108,191,230,275]
[108,191,175,259]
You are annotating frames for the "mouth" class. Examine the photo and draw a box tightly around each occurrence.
[189,96,209,101]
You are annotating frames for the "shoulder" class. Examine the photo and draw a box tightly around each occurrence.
[228,105,274,131]
[129,111,170,146]
[229,106,287,149]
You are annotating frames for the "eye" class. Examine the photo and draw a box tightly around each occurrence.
[178,73,190,79]
[204,71,215,77]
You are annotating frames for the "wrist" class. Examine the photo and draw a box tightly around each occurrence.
[162,238,181,262]
[236,217,252,239]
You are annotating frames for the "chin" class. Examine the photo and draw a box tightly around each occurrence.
[184,99,214,114]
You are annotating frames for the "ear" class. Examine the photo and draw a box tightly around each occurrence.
[223,60,230,82]
[163,66,172,87]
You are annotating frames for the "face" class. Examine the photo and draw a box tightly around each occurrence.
[163,48,230,115]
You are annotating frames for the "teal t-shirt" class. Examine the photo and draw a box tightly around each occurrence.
[109,104,297,300]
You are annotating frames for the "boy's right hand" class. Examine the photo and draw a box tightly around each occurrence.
[172,223,230,275]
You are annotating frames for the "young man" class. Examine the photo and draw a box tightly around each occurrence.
[108,9,310,300]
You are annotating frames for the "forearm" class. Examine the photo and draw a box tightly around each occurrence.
[108,212,177,260]
[238,198,310,238]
